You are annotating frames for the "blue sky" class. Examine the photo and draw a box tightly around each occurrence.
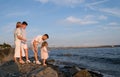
[0,0,120,47]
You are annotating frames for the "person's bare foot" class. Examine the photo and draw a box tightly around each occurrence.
[43,64,47,66]
[19,60,25,64]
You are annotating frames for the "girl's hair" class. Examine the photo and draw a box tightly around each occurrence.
[16,22,21,28]
[41,41,48,48]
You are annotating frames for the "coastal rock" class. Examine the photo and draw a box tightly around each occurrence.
[28,67,58,77]
[0,46,103,77]
[0,48,14,63]
[73,69,92,77]
[0,60,103,77]
[0,61,19,77]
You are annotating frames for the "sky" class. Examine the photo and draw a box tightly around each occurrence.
[0,0,120,47]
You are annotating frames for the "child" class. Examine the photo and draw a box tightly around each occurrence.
[41,41,49,66]
[31,34,49,64]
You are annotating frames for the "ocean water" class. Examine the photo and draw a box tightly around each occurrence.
[29,47,120,77]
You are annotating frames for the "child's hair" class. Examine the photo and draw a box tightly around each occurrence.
[41,41,48,48]
[43,34,49,39]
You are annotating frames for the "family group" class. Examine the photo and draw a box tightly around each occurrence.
[14,21,49,66]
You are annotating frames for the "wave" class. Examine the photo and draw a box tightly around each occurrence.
[80,56,120,64]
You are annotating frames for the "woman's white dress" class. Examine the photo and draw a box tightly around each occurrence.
[14,28,25,58]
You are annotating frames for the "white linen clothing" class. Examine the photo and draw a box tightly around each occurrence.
[14,28,22,42]
[14,28,25,57]
[31,35,43,45]
[41,47,48,59]
[21,28,28,49]
[31,35,44,52]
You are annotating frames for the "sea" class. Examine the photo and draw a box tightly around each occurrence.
[29,47,120,77]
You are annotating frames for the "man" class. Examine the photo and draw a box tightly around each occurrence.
[31,34,49,64]
[21,21,31,63]
[14,22,26,64]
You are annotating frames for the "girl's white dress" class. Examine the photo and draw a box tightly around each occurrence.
[41,47,48,59]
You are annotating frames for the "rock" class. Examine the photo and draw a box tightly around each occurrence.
[73,69,92,77]
[28,67,58,77]
[0,61,19,73]
[0,48,14,64]
[0,61,20,77]
[89,71,103,77]
[0,46,103,77]
[18,63,41,74]
[0,70,8,77]
[0,59,103,77]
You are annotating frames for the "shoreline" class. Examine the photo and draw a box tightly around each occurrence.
[1,43,120,49]
[0,58,103,77]
[0,47,103,77]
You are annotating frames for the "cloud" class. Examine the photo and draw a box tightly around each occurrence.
[108,22,119,26]
[98,15,107,20]
[35,0,84,7]
[102,22,120,30]
[61,15,104,25]
[86,0,120,17]
[65,16,98,25]
[6,11,29,17]
[35,0,48,3]
[86,0,108,6]
[99,8,120,17]
[86,0,108,10]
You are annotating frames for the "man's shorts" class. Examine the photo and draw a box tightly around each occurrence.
[21,43,28,49]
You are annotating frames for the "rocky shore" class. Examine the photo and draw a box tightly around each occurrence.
[0,47,103,77]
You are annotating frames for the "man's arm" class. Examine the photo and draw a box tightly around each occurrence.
[17,35,26,42]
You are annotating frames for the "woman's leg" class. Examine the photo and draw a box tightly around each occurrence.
[24,48,29,60]
[14,57,17,62]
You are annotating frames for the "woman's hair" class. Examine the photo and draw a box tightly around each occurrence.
[41,41,48,48]
[16,22,21,28]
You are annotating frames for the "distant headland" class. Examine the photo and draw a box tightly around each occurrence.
[49,45,120,49]
[0,43,120,49]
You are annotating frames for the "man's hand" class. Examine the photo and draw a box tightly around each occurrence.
[17,35,27,42]
[23,38,27,42]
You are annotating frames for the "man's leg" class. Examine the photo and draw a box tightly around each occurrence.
[32,44,38,61]
[24,48,29,60]
[32,44,41,64]
[34,48,38,61]
[19,47,25,64]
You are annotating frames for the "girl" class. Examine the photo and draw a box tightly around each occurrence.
[41,41,49,66]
